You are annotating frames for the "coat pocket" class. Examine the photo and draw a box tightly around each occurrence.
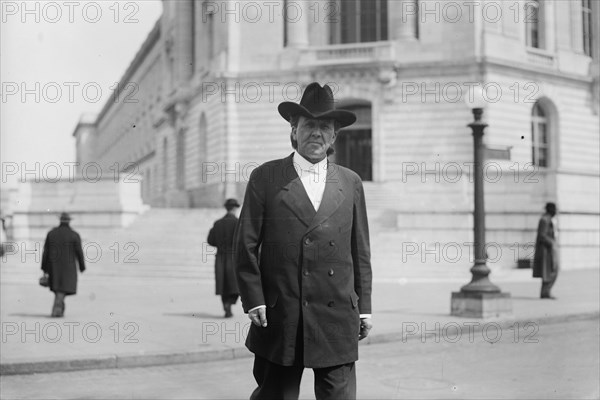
[266,292,279,308]
[350,292,359,309]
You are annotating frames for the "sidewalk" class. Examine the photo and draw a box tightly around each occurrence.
[1,255,598,375]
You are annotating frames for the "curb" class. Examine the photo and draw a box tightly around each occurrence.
[2,311,598,376]
[362,310,600,345]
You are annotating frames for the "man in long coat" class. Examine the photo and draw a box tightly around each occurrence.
[533,202,559,299]
[41,212,86,317]
[235,82,373,400]
[207,198,241,317]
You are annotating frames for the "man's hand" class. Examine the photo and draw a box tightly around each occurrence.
[249,307,268,327]
[359,317,372,340]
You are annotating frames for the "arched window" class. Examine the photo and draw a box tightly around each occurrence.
[531,102,550,167]
[176,130,186,190]
[330,0,388,44]
[582,0,593,57]
[333,102,372,181]
[525,0,545,49]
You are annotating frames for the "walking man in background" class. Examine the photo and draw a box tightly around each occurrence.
[41,212,86,317]
[235,82,373,400]
[207,198,241,318]
[533,202,559,299]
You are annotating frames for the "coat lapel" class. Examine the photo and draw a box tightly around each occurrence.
[306,162,345,234]
[280,155,316,228]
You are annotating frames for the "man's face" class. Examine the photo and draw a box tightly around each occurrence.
[292,116,336,163]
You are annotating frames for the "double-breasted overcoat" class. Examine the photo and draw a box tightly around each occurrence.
[533,213,559,281]
[41,223,86,295]
[235,153,372,368]
[207,213,240,296]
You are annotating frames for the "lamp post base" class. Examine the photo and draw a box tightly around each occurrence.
[450,291,513,318]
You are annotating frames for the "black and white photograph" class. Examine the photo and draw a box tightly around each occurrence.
[1,1,599,399]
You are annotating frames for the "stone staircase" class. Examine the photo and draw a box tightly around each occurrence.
[83,208,226,280]
[1,207,477,283]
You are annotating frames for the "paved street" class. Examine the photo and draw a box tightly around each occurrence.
[2,317,598,400]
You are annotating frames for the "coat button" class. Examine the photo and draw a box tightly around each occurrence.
[303,270,309,276]
[329,240,335,246]
[303,300,308,307]
[304,237,312,245]
[328,269,334,276]
[328,301,335,307]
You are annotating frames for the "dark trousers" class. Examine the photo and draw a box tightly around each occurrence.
[250,355,356,400]
[221,294,238,317]
[541,272,558,298]
[51,291,66,317]
[221,294,238,307]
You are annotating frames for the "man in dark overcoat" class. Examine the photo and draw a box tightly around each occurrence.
[41,212,86,317]
[533,202,559,299]
[207,198,241,317]
[235,82,373,400]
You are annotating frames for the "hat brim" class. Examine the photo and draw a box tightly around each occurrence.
[278,102,357,128]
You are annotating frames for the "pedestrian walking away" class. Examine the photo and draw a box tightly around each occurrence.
[235,82,373,400]
[207,198,241,318]
[533,202,560,299]
[40,212,86,317]
[0,215,7,257]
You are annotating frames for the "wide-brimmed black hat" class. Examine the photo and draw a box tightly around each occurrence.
[59,212,71,222]
[278,82,356,128]
[224,199,240,209]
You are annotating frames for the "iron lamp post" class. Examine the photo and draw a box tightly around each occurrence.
[450,104,512,318]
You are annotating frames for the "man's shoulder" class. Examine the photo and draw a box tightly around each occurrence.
[249,154,293,181]
[329,162,362,185]
[217,214,237,224]
[48,226,80,240]
[257,155,290,170]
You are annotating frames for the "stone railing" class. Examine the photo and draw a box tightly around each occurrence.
[300,41,395,66]
[526,48,555,68]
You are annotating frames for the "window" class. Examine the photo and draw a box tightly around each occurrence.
[176,130,186,190]
[207,10,215,58]
[531,102,549,168]
[333,103,372,181]
[331,0,388,44]
[525,0,544,49]
[582,0,593,57]
[283,0,288,47]
[191,0,195,72]
[414,1,419,39]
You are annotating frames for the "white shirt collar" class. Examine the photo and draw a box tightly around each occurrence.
[293,151,328,173]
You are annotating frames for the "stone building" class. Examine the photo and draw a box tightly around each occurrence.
[73,0,599,270]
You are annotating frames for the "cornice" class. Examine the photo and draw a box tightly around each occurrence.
[95,19,162,125]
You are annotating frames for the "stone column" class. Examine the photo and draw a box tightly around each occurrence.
[391,0,418,40]
[286,0,309,47]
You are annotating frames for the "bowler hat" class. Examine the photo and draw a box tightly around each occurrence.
[224,199,240,209]
[59,212,71,222]
[278,82,356,128]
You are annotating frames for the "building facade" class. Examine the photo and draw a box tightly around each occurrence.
[74,0,599,269]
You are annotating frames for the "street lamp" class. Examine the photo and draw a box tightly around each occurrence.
[450,95,512,318]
